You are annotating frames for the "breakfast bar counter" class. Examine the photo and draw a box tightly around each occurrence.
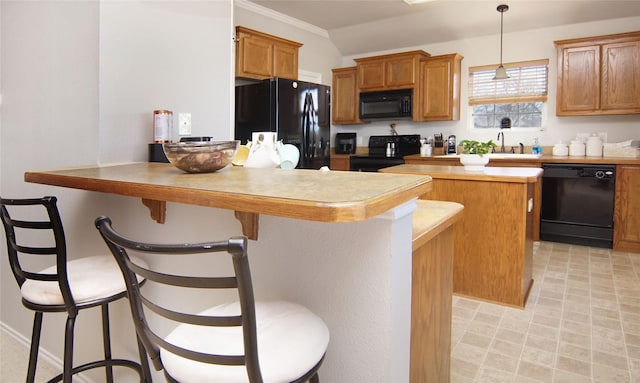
[24,162,462,383]
[25,162,432,239]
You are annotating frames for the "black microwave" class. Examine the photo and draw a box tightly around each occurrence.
[359,89,412,120]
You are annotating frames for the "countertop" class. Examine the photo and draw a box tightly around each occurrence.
[24,162,433,224]
[381,164,543,183]
[412,200,464,250]
[403,153,640,165]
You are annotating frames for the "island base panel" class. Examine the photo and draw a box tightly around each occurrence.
[416,175,536,308]
[411,225,453,383]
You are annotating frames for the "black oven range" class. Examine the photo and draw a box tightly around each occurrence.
[349,135,421,172]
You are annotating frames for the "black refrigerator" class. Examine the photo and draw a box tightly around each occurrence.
[235,78,331,169]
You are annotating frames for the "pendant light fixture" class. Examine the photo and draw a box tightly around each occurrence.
[493,4,510,80]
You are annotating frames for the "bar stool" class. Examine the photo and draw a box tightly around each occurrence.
[0,196,151,383]
[95,216,330,383]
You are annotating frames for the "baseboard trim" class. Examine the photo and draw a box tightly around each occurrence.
[1,322,93,383]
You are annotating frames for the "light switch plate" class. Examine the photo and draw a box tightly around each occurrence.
[178,113,191,135]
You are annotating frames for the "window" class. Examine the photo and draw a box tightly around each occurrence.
[468,59,548,129]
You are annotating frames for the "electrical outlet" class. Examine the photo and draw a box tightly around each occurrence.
[178,113,191,135]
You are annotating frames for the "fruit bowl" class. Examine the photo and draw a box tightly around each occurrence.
[163,141,239,173]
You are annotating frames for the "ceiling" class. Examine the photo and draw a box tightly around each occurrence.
[245,0,640,56]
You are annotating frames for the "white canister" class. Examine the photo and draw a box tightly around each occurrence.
[153,110,173,143]
[569,140,585,157]
[586,135,603,157]
[552,143,569,156]
[420,144,433,157]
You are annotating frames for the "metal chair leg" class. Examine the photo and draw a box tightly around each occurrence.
[310,372,320,383]
[101,304,114,383]
[27,312,44,383]
[136,335,152,382]
[63,316,76,383]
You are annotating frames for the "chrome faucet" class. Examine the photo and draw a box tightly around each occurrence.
[497,132,506,153]
[390,123,398,136]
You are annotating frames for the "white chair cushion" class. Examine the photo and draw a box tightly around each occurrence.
[21,255,145,306]
[162,300,330,383]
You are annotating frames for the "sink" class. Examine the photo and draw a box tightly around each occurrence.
[433,153,542,159]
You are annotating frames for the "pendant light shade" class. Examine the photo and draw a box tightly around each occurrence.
[493,4,510,80]
[494,65,509,80]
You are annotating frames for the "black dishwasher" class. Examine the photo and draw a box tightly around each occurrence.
[540,163,616,248]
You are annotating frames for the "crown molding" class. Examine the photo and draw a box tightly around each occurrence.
[234,0,329,38]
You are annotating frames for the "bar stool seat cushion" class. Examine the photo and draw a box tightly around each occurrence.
[21,255,146,306]
[162,300,330,383]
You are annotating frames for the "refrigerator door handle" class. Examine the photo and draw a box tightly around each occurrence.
[302,91,315,161]
[301,93,308,161]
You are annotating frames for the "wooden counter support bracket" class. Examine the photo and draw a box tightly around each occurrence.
[140,198,259,240]
[234,211,259,240]
[142,198,166,224]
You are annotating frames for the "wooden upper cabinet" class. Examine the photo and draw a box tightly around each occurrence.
[555,31,640,116]
[332,67,364,125]
[273,44,299,80]
[418,54,463,121]
[602,40,640,111]
[557,46,600,112]
[235,26,302,81]
[331,50,467,124]
[355,50,430,91]
[386,56,420,87]
[237,35,274,78]
[357,60,385,89]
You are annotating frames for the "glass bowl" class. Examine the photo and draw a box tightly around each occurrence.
[163,141,239,173]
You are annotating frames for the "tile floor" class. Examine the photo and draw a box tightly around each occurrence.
[451,241,640,383]
[2,241,639,382]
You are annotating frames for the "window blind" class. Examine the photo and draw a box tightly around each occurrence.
[468,59,549,105]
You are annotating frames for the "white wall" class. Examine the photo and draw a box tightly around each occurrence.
[333,16,640,149]
[1,0,104,376]
[99,1,234,163]
[1,1,234,381]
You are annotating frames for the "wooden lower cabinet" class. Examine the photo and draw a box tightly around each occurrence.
[614,166,640,252]
[329,155,350,171]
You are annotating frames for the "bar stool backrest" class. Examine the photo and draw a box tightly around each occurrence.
[0,196,78,316]
[94,216,263,382]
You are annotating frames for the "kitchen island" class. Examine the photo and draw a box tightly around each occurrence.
[25,162,461,383]
[382,164,543,308]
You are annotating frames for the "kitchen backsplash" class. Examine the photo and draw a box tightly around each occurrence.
[333,119,639,151]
